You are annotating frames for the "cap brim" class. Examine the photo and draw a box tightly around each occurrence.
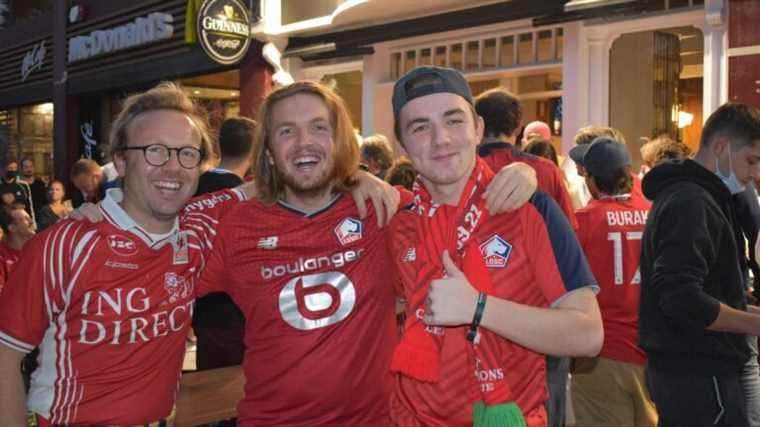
[569,144,590,166]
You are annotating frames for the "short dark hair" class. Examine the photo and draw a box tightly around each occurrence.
[361,134,393,171]
[591,165,633,195]
[700,103,760,150]
[385,157,417,191]
[219,117,257,159]
[523,138,558,166]
[475,88,522,138]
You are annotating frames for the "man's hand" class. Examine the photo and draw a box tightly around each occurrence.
[424,251,479,326]
[69,203,103,223]
[483,162,537,214]
[755,231,760,267]
[351,170,400,227]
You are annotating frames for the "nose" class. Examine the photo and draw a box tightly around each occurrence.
[163,149,183,169]
[430,122,451,148]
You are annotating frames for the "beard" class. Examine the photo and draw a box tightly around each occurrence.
[275,159,336,200]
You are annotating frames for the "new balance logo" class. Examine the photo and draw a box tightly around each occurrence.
[402,248,416,262]
[257,236,278,249]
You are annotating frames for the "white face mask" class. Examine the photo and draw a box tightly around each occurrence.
[715,148,746,194]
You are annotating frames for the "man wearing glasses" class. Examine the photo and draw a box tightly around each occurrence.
[0,82,251,426]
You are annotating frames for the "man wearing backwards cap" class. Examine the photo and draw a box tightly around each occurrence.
[388,65,603,426]
[569,137,657,427]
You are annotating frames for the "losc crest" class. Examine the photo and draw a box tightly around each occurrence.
[197,0,251,65]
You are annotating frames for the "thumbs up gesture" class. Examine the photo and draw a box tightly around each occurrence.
[423,251,479,327]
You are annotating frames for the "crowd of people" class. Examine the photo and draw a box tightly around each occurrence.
[0,64,758,427]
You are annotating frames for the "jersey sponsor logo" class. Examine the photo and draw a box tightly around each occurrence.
[479,234,512,268]
[107,234,138,256]
[78,287,194,345]
[183,192,233,213]
[278,271,356,330]
[334,218,362,246]
[261,249,363,280]
[172,232,189,265]
[164,272,193,304]
[402,247,416,262]
[257,236,278,249]
[105,260,139,270]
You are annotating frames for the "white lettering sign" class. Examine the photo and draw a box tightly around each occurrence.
[21,41,46,82]
[67,12,174,63]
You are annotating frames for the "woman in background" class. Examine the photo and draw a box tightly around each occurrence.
[36,180,72,232]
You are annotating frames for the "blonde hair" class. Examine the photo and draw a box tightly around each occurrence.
[253,81,359,204]
[109,82,213,168]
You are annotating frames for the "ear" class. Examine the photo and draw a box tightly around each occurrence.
[395,140,409,158]
[712,136,730,157]
[113,151,127,178]
[475,115,485,142]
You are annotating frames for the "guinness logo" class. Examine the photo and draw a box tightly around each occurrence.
[197,0,251,65]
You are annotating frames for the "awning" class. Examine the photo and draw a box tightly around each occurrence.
[564,0,638,12]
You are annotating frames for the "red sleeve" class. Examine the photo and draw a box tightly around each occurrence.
[522,206,568,305]
[181,188,244,256]
[196,216,229,298]
[398,187,414,207]
[0,225,76,353]
[533,160,578,230]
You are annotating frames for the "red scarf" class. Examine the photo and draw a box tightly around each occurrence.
[391,158,513,406]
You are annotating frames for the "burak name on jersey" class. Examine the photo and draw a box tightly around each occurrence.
[261,249,364,280]
[606,209,648,227]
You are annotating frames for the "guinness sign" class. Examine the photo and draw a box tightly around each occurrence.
[197,0,251,65]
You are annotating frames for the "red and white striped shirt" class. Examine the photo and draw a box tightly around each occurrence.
[0,188,243,425]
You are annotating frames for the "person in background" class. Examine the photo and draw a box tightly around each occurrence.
[361,133,394,180]
[640,103,760,426]
[639,135,692,176]
[522,120,553,146]
[0,203,35,293]
[35,180,72,232]
[19,158,47,218]
[569,137,657,427]
[524,137,559,166]
[69,158,119,207]
[475,86,578,427]
[385,156,418,191]
[193,116,257,373]
[0,160,33,222]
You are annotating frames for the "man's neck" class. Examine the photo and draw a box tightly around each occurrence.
[217,158,249,179]
[282,186,335,215]
[421,162,475,206]
[21,175,34,182]
[119,199,176,234]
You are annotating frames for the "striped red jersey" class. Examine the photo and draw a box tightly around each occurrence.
[197,194,398,426]
[0,188,243,426]
[0,241,20,294]
[576,194,651,365]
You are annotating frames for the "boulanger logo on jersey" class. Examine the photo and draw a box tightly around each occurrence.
[197,0,251,65]
[279,272,356,330]
[480,234,513,268]
[334,218,363,246]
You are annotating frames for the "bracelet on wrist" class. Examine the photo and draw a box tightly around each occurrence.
[467,292,488,342]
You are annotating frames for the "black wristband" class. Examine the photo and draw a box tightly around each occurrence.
[467,292,488,342]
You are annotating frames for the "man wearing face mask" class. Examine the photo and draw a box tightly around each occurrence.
[0,160,33,221]
[639,102,760,426]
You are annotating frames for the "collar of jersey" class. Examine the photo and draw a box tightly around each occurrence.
[276,192,342,218]
[597,193,632,201]
[99,188,180,249]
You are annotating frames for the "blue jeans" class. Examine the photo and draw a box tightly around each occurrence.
[546,356,569,427]
[743,335,760,427]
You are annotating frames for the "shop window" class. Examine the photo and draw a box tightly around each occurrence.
[537,30,554,62]
[419,48,432,66]
[0,104,53,182]
[391,52,402,79]
[482,39,497,69]
[556,28,564,60]
[404,51,416,74]
[450,44,463,70]
[499,36,515,68]
[434,46,447,67]
[518,33,534,65]
[465,41,480,71]
[321,70,363,131]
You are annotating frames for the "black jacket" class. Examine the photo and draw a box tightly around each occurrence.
[639,159,750,375]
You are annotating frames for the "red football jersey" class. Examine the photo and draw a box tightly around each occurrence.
[0,188,243,425]
[0,241,20,294]
[478,142,578,229]
[390,192,596,427]
[576,194,651,365]
[197,195,397,426]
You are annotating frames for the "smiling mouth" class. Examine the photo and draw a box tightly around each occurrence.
[154,180,181,193]
[293,155,321,170]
